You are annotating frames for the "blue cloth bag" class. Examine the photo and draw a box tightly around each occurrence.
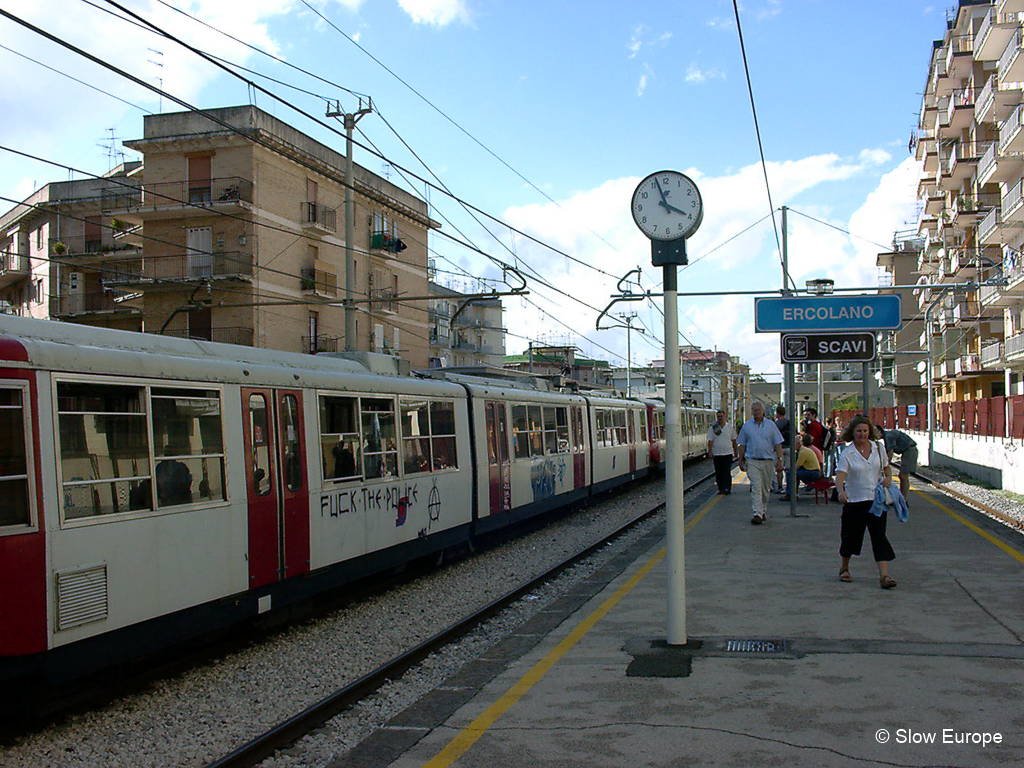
[870,481,909,522]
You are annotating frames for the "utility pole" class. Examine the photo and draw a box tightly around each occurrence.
[781,206,798,517]
[327,97,373,352]
[618,311,639,396]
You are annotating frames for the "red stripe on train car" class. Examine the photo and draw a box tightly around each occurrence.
[0,368,47,655]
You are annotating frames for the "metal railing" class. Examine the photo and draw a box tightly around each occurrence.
[0,250,29,274]
[50,291,139,316]
[1005,332,1024,359]
[301,267,338,296]
[102,251,253,286]
[981,340,1004,367]
[999,27,1023,79]
[163,326,254,346]
[128,177,253,210]
[301,202,337,232]
[48,235,139,257]
[303,335,340,354]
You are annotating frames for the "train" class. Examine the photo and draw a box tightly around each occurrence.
[0,315,715,688]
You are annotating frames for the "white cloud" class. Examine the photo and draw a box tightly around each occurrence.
[859,148,892,166]
[492,153,918,374]
[685,63,725,84]
[397,0,471,27]
[637,73,649,97]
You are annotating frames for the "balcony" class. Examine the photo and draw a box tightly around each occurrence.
[977,9,1020,61]
[303,335,340,354]
[301,266,338,298]
[1001,103,1024,154]
[50,290,140,317]
[113,177,253,221]
[978,142,1024,186]
[1000,27,1024,84]
[981,340,1005,368]
[1002,177,1024,221]
[300,202,337,233]
[48,235,140,260]
[946,87,975,131]
[1004,331,1024,361]
[369,231,408,256]
[915,128,935,162]
[163,326,254,346]
[940,142,979,188]
[954,354,983,377]
[0,250,30,290]
[946,34,974,81]
[369,287,397,314]
[102,251,253,289]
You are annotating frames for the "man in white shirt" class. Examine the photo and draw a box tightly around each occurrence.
[706,409,738,494]
[737,401,784,525]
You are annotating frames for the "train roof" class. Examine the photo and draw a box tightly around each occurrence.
[0,316,462,395]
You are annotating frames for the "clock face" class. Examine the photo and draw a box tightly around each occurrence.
[631,171,703,241]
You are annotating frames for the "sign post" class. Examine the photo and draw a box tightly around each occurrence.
[630,170,703,647]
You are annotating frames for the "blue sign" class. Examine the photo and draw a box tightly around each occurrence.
[755,295,902,333]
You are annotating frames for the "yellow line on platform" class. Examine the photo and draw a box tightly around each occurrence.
[914,488,1024,565]
[420,493,723,768]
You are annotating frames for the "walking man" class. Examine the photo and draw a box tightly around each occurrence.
[737,401,784,525]
[707,409,738,494]
[879,427,918,498]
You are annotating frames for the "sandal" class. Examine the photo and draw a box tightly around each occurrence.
[879,575,897,590]
[839,569,853,583]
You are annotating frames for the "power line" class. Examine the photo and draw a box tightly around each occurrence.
[731,0,787,290]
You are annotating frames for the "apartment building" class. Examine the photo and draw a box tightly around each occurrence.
[876,233,928,407]
[99,105,436,367]
[427,280,505,368]
[913,0,1017,402]
[0,163,143,329]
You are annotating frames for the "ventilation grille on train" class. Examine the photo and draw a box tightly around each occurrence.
[55,564,109,631]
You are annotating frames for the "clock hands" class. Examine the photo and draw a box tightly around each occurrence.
[654,177,692,217]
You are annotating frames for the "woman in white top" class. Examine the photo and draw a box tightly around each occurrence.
[834,415,896,589]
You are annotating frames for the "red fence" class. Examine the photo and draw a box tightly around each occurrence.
[832,395,1024,438]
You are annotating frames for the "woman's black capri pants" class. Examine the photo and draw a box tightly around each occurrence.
[839,499,896,562]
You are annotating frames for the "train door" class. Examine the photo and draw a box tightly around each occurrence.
[484,401,511,515]
[241,388,310,589]
[0,375,46,656]
[571,405,586,489]
[628,410,637,473]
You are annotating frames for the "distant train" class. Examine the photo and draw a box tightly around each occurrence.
[0,316,714,687]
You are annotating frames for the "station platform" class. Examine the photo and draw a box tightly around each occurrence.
[341,472,1024,768]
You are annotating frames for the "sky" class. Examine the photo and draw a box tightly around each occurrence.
[0,0,950,379]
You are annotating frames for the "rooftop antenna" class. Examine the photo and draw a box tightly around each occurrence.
[97,128,125,172]
[147,48,164,113]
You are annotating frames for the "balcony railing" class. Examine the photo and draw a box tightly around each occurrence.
[126,177,253,211]
[49,235,139,257]
[981,340,1005,367]
[50,290,139,316]
[303,335,340,354]
[301,267,338,297]
[369,287,397,313]
[999,27,1024,79]
[0,250,29,275]
[301,202,337,233]
[102,251,253,286]
[162,326,254,346]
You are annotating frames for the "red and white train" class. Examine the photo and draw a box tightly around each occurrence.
[0,316,714,687]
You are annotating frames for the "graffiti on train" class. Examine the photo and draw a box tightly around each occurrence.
[531,455,567,501]
[320,482,428,527]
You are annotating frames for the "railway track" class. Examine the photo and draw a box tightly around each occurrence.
[911,470,1024,531]
[205,466,718,768]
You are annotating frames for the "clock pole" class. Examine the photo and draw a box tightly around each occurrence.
[630,170,702,648]
[662,247,687,645]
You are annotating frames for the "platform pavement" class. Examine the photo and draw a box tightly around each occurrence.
[353,472,1024,768]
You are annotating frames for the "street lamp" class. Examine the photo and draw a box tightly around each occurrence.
[806,278,835,295]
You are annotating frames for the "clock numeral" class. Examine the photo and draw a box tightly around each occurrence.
[642,216,647,223]
[641,191,648,199]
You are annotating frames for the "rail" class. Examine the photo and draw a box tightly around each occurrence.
[203,465,720,768]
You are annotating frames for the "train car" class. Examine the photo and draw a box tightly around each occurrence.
[449,376,591,536]
[586,393,649,494]
[643,398,716,471]
[0,316,474,686]
[0,315,723,691]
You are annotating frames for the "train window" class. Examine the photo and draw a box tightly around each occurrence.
[639,409,648,442]
[572,407,584,453]
[248,394,273,497]
[613,409,628,446]
[281,395,302,492]
[320,396,361,482]
[0,386,31,528]
[361,398,397,479]
[595,409,608,448]
[152,388,226,506]
[554,407,570,453]
[511,404,530,459]
[628,411,636,444]
[401,399,431,474]
[429,400,458,470]
[58,382,151,519]
[542,407,558,454]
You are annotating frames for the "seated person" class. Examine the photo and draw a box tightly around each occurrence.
[781,433,822,501]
